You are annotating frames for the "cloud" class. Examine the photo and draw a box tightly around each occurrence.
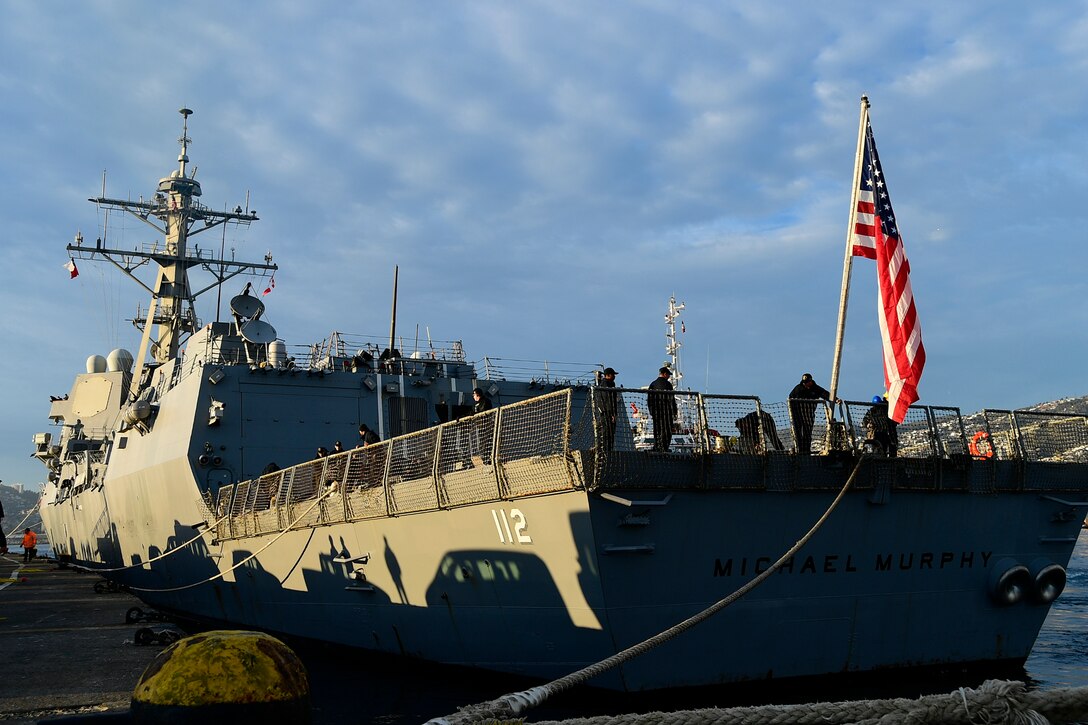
[0,2,1086,487]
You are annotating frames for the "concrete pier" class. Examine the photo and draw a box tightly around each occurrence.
[0,554,164,722]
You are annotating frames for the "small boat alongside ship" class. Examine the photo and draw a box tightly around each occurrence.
[35,109,1088,692]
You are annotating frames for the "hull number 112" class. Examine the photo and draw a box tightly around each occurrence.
[491,508,532,544]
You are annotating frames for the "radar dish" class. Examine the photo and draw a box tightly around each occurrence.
[240,319,277,345]
[230,293,265,319]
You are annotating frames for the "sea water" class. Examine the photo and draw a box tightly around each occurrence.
[1025,533,1088,688]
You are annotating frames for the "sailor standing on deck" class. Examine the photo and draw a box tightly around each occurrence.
[358,423,380,447]
[863,394,899,456]
[472,388,493,413]
[595,367,620,451]
[788,373,837,455]
[471,388,495,464]
[648,367,677,453]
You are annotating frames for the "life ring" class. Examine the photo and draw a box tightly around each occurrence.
[969,431,993,459]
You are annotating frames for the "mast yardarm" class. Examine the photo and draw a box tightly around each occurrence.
[67,108,276,386]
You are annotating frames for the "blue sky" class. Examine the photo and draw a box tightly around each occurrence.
[1,2,1086,488]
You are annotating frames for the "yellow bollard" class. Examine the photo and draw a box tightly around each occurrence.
[131,630,310,724]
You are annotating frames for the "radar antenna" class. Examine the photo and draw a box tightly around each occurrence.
[67,108,276,397]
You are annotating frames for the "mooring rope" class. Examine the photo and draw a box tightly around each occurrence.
[126,485,337,593]
[520,679,1088,725]
[70,507,232,575]
[424,454,870,725]
[3,500,42,544]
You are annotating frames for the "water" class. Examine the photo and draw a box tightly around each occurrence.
[296,531,1088,724]
[1024,533,1088,688]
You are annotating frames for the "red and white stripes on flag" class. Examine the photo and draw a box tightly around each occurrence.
[64,259,79,279]
[851,119,925,423]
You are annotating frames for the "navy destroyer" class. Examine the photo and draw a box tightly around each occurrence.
[35,109,1088,692]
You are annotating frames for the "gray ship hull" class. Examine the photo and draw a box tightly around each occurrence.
[35,110,1088,692]
[38,372,1088,691]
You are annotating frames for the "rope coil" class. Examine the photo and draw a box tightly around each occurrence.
[516,680,1088,725]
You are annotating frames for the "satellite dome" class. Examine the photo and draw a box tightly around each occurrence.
[107,349,135,373]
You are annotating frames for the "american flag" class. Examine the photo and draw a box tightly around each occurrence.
[851,120,925,423]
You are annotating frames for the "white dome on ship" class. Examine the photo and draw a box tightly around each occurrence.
[106,348,134,373]
[268,340,286,368]
[86,355,107,374]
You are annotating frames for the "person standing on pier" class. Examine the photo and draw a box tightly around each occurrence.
[21,528,37,563]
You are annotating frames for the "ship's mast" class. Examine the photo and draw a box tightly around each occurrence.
[664,295,685,389]
[67,108,276,390]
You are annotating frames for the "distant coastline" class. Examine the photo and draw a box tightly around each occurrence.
[1,483,43,552]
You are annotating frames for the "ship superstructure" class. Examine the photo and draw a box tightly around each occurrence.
[35,110,1088,692]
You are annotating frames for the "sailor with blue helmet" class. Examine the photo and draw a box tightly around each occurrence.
[863,393,899,456]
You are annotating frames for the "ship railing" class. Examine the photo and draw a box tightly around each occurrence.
[182,334,245,371]
[212,388,1088,539]
[180,330,472,378]
[301,331,468,371]
[213,389,579,540]
[839,400,946,458]
[978,409,1088,463]
[479,357,600,386]
[583,388,1088,489]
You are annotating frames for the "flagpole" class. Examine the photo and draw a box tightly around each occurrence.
[828,95,870,402]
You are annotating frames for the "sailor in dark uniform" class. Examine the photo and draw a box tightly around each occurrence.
[788,373,835,455]
[735,409,785,454]
[472,388,493,413]
[863,394,899,456]
[648,367,677,452]
[596,367,619,451]
[358,423,380,447]
[471,388,494,464]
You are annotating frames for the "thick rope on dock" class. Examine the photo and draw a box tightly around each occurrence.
[425,456,869,725]
[521,680,1088,725]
